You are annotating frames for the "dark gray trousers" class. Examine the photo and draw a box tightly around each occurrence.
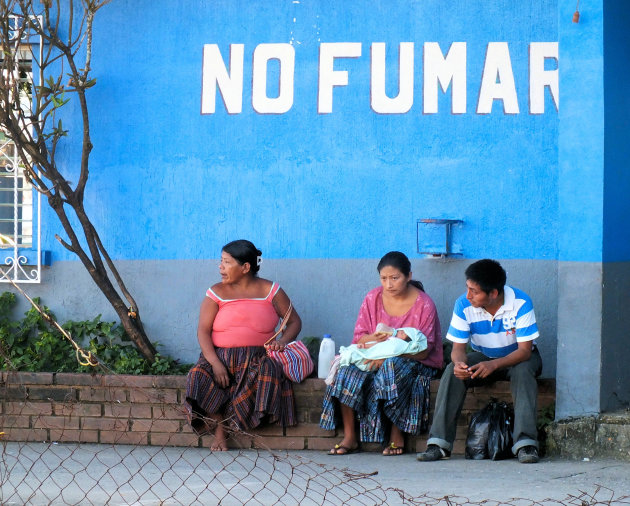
[426,348,542,454]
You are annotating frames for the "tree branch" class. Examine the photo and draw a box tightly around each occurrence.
[54,233,75,253]
[0,0,156,361]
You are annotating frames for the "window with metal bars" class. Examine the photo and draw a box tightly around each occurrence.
[0,38,43,283]
[0,133,34,249]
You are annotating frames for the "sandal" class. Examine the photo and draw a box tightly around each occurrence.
[382,442,405,456]
[328,443,358,456]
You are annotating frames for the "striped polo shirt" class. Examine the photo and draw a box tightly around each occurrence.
[446,285,539,358]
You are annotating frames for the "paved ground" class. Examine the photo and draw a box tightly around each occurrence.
[304,450,630,504]
[1,442,630,505]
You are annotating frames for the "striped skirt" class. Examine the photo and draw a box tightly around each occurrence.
[185,347,296,434]
[319,357,438,443]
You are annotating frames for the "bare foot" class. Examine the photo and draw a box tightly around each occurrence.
[210,424,228,451]
[210,441,228,451]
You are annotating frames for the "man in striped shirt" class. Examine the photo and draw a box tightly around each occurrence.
[417,259,542,464]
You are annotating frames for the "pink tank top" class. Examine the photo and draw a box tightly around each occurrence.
[206,282,281,348]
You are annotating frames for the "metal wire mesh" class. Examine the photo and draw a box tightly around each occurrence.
[0,441,388,505]
[0,292,628,506]
[3,439,630,505]
[2,374,630,506]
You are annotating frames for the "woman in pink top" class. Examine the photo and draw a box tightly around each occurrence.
[320,251,443,456]
[185,240,302,451]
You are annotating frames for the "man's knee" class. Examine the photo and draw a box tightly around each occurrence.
[509,360,538,382]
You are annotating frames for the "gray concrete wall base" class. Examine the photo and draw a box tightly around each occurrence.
[556,261,630,418]
[2,258,558,375]
[546,410,630,461]
[556,262,603,418]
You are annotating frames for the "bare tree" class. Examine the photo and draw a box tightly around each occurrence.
[0,0,156,361]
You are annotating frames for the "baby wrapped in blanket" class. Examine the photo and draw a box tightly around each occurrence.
[338,323,428,372]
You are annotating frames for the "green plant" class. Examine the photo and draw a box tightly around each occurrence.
[536,401,556,457]
[0,292,191,375]
[537,402,556,430]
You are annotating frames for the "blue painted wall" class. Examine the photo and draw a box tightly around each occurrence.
[557,1,604,264]
[14,0,628,413]
[555,0,630,417]
[43,0,560,264]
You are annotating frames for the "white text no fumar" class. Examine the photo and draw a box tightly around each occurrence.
[201,42,559,115]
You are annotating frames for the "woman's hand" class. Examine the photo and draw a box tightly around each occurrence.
[265,340,288,352]
[209,359,230,388]
[356,332,389,346]
[364,358,385,371]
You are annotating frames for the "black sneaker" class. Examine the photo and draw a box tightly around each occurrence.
[517,446,539,464]
[416,445,451,461]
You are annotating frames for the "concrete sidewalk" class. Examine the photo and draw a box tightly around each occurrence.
[1,442,630,505]
[306,450,630,504]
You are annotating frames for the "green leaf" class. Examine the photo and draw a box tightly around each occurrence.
[51,95,70,108]
[0,291,191,375]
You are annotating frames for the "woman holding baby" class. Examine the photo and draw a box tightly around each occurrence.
[320,251,443,455]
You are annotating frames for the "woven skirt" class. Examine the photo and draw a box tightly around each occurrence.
[319,357,438,443]
[185,346,296,434]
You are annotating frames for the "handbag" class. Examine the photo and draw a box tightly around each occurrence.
[264,303,314,383]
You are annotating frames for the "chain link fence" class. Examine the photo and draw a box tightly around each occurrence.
[2,376,630,505]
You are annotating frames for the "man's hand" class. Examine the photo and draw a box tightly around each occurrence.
[453,361,472,380]
[467,360,498,379]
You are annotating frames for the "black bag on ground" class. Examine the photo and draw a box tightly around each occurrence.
[487,400,514,460]
[465,402,492,460]
[465,399,515,460]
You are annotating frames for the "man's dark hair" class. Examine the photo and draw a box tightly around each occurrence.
[464,259,506,295]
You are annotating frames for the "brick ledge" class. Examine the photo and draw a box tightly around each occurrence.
[0,372,555,454]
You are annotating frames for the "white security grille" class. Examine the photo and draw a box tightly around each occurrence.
[0,18,42,283]
[0,134,41,283]
[0,136,33,248]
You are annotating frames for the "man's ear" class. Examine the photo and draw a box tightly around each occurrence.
[489,288,499,300]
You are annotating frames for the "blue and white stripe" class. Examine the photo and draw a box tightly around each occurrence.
[447,286,539,358]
